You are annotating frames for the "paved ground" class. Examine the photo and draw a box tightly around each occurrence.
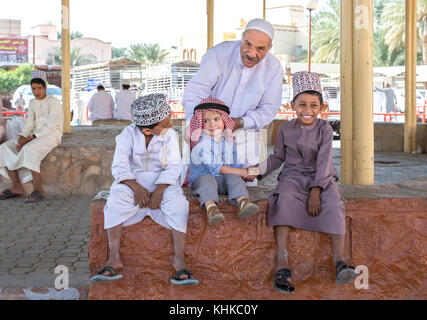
[0,147,426,299]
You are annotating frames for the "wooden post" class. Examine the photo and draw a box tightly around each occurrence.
[340,0,374,185]
[353,0,374,184]
[340,0,354,184]
[263,0,266,20]
[61,0,71,133]
[404,0,417,153]
[207,0,214,50]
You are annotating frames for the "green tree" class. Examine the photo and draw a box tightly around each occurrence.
[127,43,169,68]
[112,47,128,59]
[0,64,34,95]
[46,47,97,66]
[140,43,169,67]
[380,0,427,65]
[57,30,84,40]
[127,43,146,66]
[311,0,340,64]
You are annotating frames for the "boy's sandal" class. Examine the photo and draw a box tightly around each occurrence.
[273,268,295,294]
[206,206,225,226]
[237,199,259,219]
[170,269,199,286]
[335,261,358,284]
[90,265,123,283]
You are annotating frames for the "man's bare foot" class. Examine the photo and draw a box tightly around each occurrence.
[0,186,25,196]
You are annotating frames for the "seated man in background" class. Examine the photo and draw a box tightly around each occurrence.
[113,81,136,121]
[88,85,114,123]
[0,70,63,203]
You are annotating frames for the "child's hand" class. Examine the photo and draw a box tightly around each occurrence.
[148,188,163,210]
[148,184,169,210]
[132,183,151,208]
[308,187,322,217]
[247,166,260,176]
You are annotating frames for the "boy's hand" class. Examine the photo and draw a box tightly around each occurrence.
[121,180,150,208]
[308,187,322,217]
[133,184,151,208]
[247,166,260,176]
[16,135,33,152]
[148,184,169,210]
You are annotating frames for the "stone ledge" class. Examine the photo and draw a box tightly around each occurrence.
[88,186,426,300]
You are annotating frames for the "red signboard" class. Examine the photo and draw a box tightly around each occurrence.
[0,38,28,63]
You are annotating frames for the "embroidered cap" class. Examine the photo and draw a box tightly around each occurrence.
[292,71,322,100]
[244,18,274,40]
[30,69,47,83]
[130,93,171,127]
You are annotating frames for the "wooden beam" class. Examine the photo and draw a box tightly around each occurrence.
[61,0,71,133]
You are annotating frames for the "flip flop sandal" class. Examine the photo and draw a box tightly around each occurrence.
[170,269,199,286]
[335,261,358,284]
[273,268,295,294]
[90,265,123,283]
[25,190,44,203]
[0,189,22,200]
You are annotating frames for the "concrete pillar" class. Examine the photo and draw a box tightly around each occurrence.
[404,0,417,153]
[340,0,374,185]
[61,0,71,133]
[340,0,354,184]
[207,0,214,50]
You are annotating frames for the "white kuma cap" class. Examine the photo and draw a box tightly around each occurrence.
[244,18,274,40]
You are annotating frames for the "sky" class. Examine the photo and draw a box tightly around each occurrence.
[2,0,325,49]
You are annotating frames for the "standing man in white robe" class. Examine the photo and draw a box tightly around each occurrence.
[113,81,136,121]
[88,84,115,123]
[90,93,198,285]
[182,19,283,184]
[0,70,63,202]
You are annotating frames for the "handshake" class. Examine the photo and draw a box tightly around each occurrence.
[243,165,261,182]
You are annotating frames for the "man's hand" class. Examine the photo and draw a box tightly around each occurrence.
[16,135,34,152]
[149,184,169,210]
[308,187,322,217]
[231,118,241,132]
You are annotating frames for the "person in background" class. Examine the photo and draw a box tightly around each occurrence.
[0,70,63,203]
[374,82,398,113]
[113,81,136,121]
[14,94,26,111]
[88,85,114,123]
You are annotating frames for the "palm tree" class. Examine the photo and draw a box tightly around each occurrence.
[127,43,169,68]
[112,47,128,59]
[311,0,340,64]
[380,0,427,65]
[140,43,169,67]
[46,47,97,66]
[127,44,146,66]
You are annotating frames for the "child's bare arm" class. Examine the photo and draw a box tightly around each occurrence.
[219,166,249,179]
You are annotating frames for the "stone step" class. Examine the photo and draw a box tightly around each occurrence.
[88,189,426,300]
